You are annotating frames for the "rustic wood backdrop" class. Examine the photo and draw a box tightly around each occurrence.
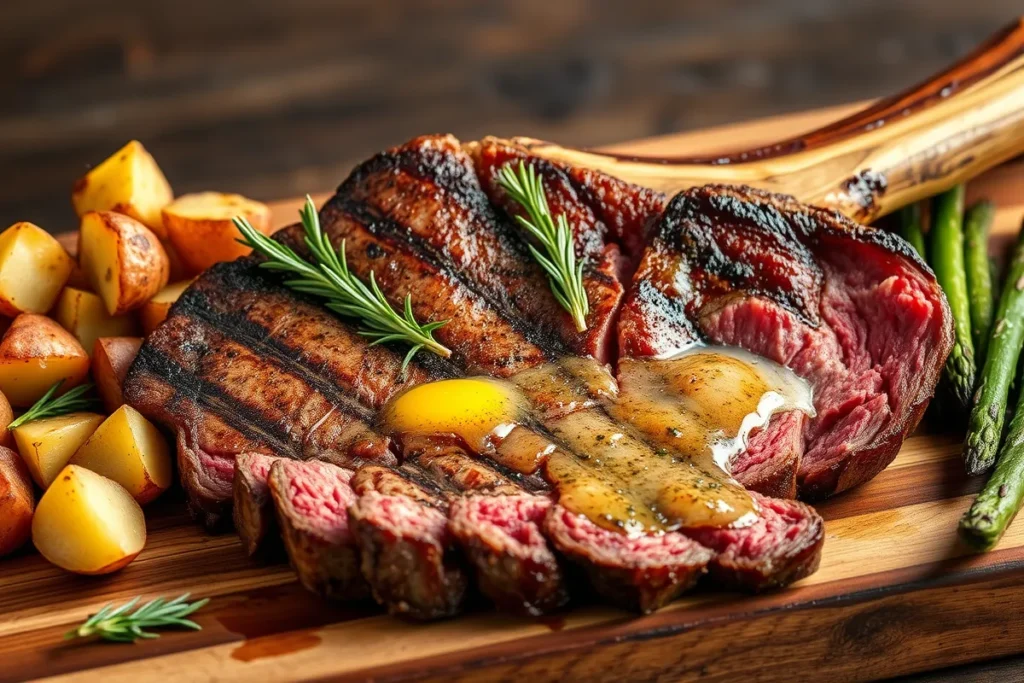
[2,0,1021,231]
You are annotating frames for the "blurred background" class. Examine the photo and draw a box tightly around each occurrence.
[2,0,1020,230]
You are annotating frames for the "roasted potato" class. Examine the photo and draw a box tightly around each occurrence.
[12,412,105,488]
[79,211,169,315]
[0,314,90,407]
[0,391,12,448]
[163,192,270,273]
[0,222,74,317]
[71,140,173,238]
[0,446,33,556]
[57,235,91,292]
[32,465,146,575]
[70,405,172,505]
[93,337,142,413]
[139,280,192,335]
[54,287,139,355]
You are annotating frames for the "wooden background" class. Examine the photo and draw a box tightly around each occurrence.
[2,0,1022,231]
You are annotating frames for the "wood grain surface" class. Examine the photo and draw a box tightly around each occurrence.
[3,105,1023,682]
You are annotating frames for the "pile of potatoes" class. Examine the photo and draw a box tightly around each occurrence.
[0,141,272,575]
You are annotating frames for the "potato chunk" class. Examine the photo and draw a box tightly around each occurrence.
[163,192,270,273]
[54,287,139,354]
[0,391,12,448]
[0,314,90,407]
[0,222,74,316]
[71,140,173,238]
[13,412,105,488]
[70,405,172,505]
[0,446,33,556]
[32,465,146,574]
[79,211,169,315]
[93,337,142,413]
[139,280,192,335]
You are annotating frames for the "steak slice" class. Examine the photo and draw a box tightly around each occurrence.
[268,459,369,600]
[233,452,282,557]
[619,185,953,498]
[543,504,713,613]
[686,492,824,591]
[448,493,568,616]
[733,412,806,499]
[349,490,468,620]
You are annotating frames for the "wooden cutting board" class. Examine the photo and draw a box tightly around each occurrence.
[6,105,1024,683]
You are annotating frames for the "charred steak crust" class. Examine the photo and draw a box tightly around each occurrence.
[619,184,953,499]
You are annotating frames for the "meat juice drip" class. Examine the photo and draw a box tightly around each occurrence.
[379,350,813,536]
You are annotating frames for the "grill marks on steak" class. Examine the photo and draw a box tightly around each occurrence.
[620,185,953,498]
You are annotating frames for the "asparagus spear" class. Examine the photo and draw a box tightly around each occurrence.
[930,185,976,408]
[963,224,1024,476]
[964,200,996,360]
[899,202,927,258]
[961,380,1024,549]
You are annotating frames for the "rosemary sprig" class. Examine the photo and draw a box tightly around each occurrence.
[8,381,97,431]
[234,196,450,370]
[498,161,589,332]
[65,594,209,644]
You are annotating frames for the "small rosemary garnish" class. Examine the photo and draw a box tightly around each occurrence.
[65,594,209,643]
[497,161,590,332]
[235,196,450,370]
[8,381,96,431]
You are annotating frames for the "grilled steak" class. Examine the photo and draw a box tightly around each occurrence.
[124,134,950,617]
[619,185,953,498]
[448,494,568,616]
[686,492,824,591]
[349,490,468,620]
[543,504,712,613]
[268,459,369,600]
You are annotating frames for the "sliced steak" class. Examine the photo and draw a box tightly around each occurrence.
[733,412,806,499]
[233,452,282,557]
[619,185,953,498]
[268,459,369,600]
[448,494,567,616]
[686,492,823,591]
[349,490,468,620]
[544,504,713,613]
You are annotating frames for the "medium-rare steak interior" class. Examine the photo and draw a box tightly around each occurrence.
[124,133,952,618]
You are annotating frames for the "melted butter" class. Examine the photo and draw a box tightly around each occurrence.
[612,346,815,472]
[380,348,813,536]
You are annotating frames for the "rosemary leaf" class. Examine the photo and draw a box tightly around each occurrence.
[497,161,590,332]
[65,594,209,643]
[235,196,450,369]
[8,381,98,431]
